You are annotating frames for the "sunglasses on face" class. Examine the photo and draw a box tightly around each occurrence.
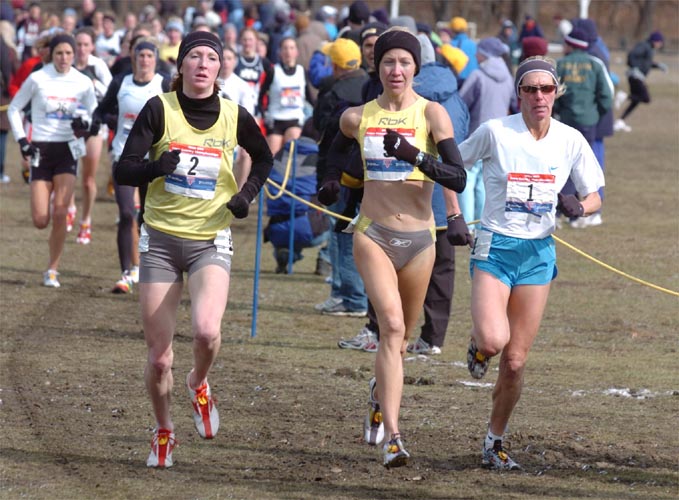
[520,84,557,94]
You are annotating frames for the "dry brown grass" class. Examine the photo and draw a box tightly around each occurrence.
[0,52,677,499]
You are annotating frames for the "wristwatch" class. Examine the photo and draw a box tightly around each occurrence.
[414,151,425,166]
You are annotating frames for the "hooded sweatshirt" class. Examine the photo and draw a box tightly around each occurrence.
[458,55,515,133]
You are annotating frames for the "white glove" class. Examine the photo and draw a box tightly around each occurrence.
[657,62,668,73]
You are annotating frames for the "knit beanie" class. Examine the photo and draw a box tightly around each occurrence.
[176,31,223,71]
[374,29,421,75]
[564,26,589,50]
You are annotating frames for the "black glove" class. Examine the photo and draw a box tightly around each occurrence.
[446,214,473,246]
[18,138,38,159]
[226,193,250,218]
[151,150,181,179]
[317,180,340,206]
[557,193,584,218]
[383,128,419,164]
[227,180,259,219]
[71,117,90,139]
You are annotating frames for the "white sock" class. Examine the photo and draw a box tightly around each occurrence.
[485,429,503,450]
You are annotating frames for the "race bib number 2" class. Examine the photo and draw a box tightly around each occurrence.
[164,142,222,199]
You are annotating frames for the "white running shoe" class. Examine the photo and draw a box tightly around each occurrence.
[43,269,60,288]
[407,337,442,355]
[338,326,377,350]
[613,118,632,132]
[314,296,342,312]
[363,377,384,445]
[129,265,140,284]
[187,371,219,439]
[382,434,410,468]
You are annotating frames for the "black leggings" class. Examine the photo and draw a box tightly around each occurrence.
[112,162,137,273]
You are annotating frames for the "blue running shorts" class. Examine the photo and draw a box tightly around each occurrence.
[469,228,557,288]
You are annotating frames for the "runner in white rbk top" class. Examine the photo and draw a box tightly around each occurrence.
[8,33,97,288]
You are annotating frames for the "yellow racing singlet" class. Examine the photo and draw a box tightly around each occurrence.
[144,92,239,240]
[358,97,437,182]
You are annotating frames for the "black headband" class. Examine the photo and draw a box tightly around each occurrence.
[176,31,224,71]
[134,41,158,58]
[49,34,76,57]
[374,30,421,76]
[514,58,559,96]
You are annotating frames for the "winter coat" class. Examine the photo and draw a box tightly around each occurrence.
[413,62,470,226]
[554,49,613,128]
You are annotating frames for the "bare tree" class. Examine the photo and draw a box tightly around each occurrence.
[635,0,656,38]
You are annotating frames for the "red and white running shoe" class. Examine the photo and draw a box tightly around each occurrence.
[146,428,176,468]
[76,223,91,245]
[187,371,219,439]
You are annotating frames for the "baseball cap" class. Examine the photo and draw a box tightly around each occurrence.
[321,38,361,70]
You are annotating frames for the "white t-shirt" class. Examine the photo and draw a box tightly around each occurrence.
[459,113,605,239]
[8,64,98,143]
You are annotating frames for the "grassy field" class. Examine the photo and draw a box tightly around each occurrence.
[0,52,677,499]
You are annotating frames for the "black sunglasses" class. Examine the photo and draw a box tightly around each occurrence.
[520,84,557,94]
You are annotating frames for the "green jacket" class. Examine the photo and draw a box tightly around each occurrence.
[554,49,613,127]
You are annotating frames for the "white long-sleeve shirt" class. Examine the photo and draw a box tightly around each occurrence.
[219,72,257,118]
[8,63,98,143]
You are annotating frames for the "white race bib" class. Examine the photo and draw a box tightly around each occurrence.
[138,224,150,253]
[470,228,493,261]
[68,137,87,159]
[164,142,222,199]
[364,127,414,181]
[505,172,556,222]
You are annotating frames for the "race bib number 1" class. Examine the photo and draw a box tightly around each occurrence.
[164,142,222,199]
[505,172,555,220]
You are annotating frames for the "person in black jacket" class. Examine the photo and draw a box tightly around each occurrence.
[615,31,666,132]
[312,37,369,317]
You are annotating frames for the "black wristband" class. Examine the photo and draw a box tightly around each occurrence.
[446,213,462,222]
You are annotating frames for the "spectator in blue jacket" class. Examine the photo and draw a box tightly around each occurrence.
[448,16,478,85]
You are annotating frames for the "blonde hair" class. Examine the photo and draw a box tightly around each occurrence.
[517,55,567,98]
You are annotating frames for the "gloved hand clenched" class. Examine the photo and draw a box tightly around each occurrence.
[557,193,584,218]
[151,149,181,179]
[317,180,340,206]
[446,214,473,246]
[383,128,420,164]
[18,138,38,159]
[71,117,90,139]
[226,193,251,218]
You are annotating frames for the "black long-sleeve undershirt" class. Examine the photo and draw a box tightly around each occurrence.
[115,89,272,188]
